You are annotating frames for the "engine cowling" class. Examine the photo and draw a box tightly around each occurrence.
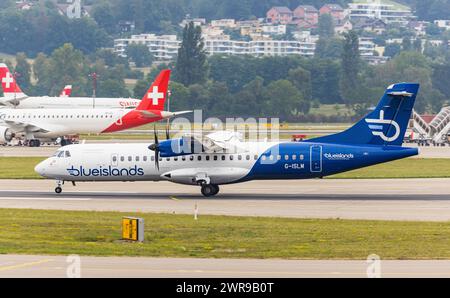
[0,126,14,143]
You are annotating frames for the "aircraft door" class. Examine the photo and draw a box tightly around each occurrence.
[310,145,322,173]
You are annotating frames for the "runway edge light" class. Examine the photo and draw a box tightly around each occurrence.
[122,217,145,242]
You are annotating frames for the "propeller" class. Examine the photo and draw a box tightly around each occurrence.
[148,125,160,170]
[165,119,170,140]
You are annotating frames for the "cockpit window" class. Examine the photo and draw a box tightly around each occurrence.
[54,151,64,158]
[65,151,71,158]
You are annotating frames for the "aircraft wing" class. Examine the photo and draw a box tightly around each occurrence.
[0,95,29,106]
[188,131,248,153]
[2,119,52,134]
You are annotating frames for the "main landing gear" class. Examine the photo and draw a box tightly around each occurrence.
[200,184,220,197]
[28,139,41,147]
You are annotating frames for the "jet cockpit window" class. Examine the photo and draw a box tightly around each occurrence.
[65,151,71,158]
[57,151,64,158]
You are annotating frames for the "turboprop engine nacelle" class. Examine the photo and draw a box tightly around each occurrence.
[158,137,205,158]
[0,126,13,143]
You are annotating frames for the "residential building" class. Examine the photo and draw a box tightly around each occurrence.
[434,20,450,30]
[114,33,316,60]
[319,4,345,22]
[180,18,206,28]
[354,18,387,34]
[266,6,293,24]
[211,19,236,28]
[335,19,354,34]
[348,2,414,24]
[114,34,181,61]
[261,24,287,36]
[293,5,319,26]
[408,21,429,36]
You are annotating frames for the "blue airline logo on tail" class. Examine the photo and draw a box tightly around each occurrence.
[365,110,400,142]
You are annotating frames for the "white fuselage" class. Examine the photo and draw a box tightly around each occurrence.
[0,108,133,139]
[0,96,140,109]
[35,143,279,185]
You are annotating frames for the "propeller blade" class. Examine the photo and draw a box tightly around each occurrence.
[166,119,170,140]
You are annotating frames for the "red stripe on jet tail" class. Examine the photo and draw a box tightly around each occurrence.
[101,110,164,133]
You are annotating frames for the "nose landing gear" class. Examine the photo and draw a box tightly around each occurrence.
[55,180,63,194]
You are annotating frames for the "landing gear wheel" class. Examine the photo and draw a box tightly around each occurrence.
[55,187,62,194]
[201,184,220,197]
[29,140,41,147]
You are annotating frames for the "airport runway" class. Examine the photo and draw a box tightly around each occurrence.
[0,179,449,221]
[1,255,449,278]
[1,143,449,158]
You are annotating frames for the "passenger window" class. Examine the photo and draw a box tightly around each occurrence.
[128,156,132,162]
[269,155,274,161]
[300,155,304,160]
[238,155,242,161]
[230,155,234,161]
[285,155,289,161]
[151,156,154,161]
[112,156,117,162]
[261,156,266,161]
[246,155,250,160]
[292,155,297,161]
[120,156,124,162]
[206,156,210,161]
[190,156,194,161]
[214,156,218,161]
[136,156,140,162]
[254,155,258,160]
[198,156,202,161]
[144,156,147,162]
[166,158,170,161]
[221,155,226,161]
[182,156,186,161]
[277,155,281,161]
[174,157,178,161]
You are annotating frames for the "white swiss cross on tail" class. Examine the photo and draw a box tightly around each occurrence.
[2,72,14,89]
[148,86,164,106]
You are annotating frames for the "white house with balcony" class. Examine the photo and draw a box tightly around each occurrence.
[348,1,414,24]
[114,34,181,61]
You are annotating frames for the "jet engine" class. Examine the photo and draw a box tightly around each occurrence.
[0,126,14,144]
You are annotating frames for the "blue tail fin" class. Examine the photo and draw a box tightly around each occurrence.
[307,83,420,146]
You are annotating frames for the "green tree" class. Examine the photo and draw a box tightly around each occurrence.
[14,52,31,92]
[384,43,401,58]
[318,14,335,39]
[340,31,361,106]
[264,80,304,118]
[176,22,208,86]
[288,67,312,102]
[126,44,153,67]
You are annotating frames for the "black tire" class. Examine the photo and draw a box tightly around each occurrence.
[201,184,219,197]
[201,185,215,197]
[55,187,62,194]
[211,184,220,196]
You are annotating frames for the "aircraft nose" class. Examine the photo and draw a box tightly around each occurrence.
[35,159,48,176]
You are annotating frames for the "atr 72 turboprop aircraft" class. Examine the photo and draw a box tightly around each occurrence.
[0,63,140,109]
[0,70,190,147]
[35,83,420,196]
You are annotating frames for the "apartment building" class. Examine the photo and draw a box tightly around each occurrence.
[348,1,414,24]
[114,34,181,60]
